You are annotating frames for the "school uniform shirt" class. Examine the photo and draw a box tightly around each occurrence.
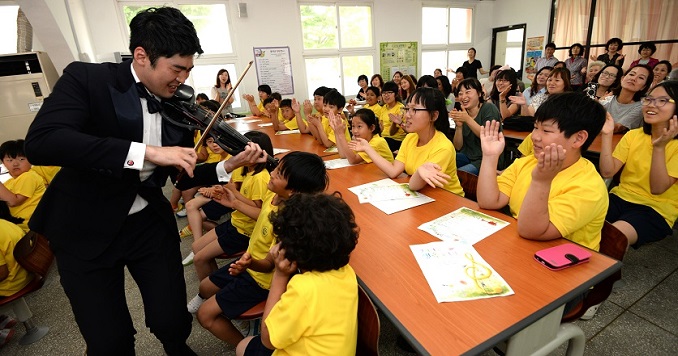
[497,155,608,251]
[266,265,358,356]
[231,169,271,236]
[357,135,394,163]
[30,165,61,186]
[4,171,46,233]
[246,190,278,289]
[396,131,464,196]
[604,97,643,130]
[0,220,31,296]
[517,133,534,157]
[363,103,383,119]
[379,102,406,141]
[611,129,678,228]
[277,110,299,130]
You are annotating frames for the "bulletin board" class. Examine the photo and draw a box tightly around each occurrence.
[379,42,418,80]
[253,46,294,95]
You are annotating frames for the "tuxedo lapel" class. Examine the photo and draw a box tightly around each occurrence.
[110,84,143,142]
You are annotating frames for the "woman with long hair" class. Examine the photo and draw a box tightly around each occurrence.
[603,65,653,133]
[211,69,235,112]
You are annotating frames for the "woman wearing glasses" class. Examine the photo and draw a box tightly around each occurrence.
[583,64,623,101]
[599,80,678,248]
[603,65,653,133]
[350,87,464,195]
[489,68,520,121]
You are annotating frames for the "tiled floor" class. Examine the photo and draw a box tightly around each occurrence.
[2,214,677,355]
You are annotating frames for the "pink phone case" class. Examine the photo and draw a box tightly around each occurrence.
[534,243,592,271]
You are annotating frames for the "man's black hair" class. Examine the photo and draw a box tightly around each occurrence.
[128,7,203,66]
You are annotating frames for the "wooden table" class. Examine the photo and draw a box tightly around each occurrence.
[326,163,621,355]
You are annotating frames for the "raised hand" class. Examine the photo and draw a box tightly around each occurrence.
[601,112,615,136]
[328,111,346,132]
[508,93,526,106]
[479,120,505,157]
[291,98,301,113]
[652,115,678,148]
[303,100,313,116]
[270,243,297,276]
[242,93,255,103]
[348,137,370,152]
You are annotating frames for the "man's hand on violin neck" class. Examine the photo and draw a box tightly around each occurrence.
[145,145,197,177]
[222,142,267,173]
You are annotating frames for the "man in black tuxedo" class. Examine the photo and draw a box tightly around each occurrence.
[25,7,264,355]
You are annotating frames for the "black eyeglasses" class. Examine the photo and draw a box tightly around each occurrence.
[403,107,428,115]
[641,96,675,107]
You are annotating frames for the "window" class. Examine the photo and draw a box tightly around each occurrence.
[120,3,240,107]
[299,4,373,98]
[421,6,474,77]
[0,5,19,55]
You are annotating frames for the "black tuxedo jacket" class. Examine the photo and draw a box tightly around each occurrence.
[25,60,192,260]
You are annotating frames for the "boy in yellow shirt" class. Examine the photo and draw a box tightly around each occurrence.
[236,193,359,356]
[0,140,46,233]
[243,84,272,117]
[308,89,351,148]
[477,92,608,251]
[192,152,329,347]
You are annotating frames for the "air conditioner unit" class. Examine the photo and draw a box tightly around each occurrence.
[0,51,59,143]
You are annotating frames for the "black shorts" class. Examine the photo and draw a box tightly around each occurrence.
[606,193,672,248]
[209,266,269,319]
[215,220,250,255]
[201,200,232,221]
[244,335,274,356]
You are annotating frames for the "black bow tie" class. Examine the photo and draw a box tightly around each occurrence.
[135,82,162,114]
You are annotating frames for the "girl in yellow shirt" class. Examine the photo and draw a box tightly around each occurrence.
[330,108,394,164]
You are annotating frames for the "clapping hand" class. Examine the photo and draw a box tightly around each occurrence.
[532,143,566,182]
[480,120,505,157]
[652,115,678,148]
[348,137,370,152]
[416,162,451,188]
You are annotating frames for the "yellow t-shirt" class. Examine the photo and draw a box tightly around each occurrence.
[257,101,265,115]
[30,165,61,186]
[379,102,406,141]
[321,116,351,144]
[610,128,678,228]
[363,103,383,119]
[4,171,46,233]
[357,135,394,163]
[246,190,278,289]
[497,155,608,251]
[0,220,32,296]
[279,110,299,130]
[266,265,358,356]
[231,169,271,236]
[193,130,231,163]
[517,133,534,157]
[395,131,464,196]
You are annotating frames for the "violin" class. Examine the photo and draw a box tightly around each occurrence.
[160,84,278,171]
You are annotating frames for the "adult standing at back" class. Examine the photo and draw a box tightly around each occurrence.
[25,7,266,355]
[565,43,587,91]
[536,42,559,71]
[592,38,625,67]
[462,48,488,79]
[629,42,660,69]
[211,69,234,112]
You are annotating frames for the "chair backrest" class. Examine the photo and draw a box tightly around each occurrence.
[356,285,380,356]
[562,221,627,322]
[13,231,54,278]
[457,170,478,202]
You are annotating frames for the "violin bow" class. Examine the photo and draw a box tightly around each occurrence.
[193,60,254,151]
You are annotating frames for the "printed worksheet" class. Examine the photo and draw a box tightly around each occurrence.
[348,178,434,214]
[275,129,301,135]
[324,158,358,170]
[323,146,338,153]
[418,207,509,245]
[410,241,514,303]
[273,148,290,155]
[258,122,273,127]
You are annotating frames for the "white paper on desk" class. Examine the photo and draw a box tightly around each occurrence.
[418,207,509,245]
[258,123,273,127]
[225,118,261,124]
[324,158,360,170]
[275,129,301,135]
[323,146,338,153]
[273,148,290,155]
[410,242,514,303]
[348,178,434,214]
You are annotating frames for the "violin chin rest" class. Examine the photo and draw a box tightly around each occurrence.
[174,84,195,101]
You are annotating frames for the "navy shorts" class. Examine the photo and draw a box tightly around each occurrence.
[215,220,250,255]
[201,200,232,221]
[209,266,269,319]
[244,335,274,356]
[606,193,672,248]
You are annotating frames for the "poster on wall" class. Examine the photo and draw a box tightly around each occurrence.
[253,46,294,95]
[524,36,544,81]
[379,42,418,80]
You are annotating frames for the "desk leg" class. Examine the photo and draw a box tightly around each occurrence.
[504,305,583,356]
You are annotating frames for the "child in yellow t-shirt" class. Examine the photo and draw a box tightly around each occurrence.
[599,81,678,248]
[330,108,393,164]
[0,140,46,233]
[379,81,406,152]
[236,193,359,356]
[296,86,332,134]
[267,99,300,132]
[0,201,31,297]
[477,92,608,251]
[308,89,351,148]
[346,86,383,119]
[243,84,272,117]
[191,152,329,347]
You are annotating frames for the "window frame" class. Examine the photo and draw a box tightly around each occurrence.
[420,4,476,76]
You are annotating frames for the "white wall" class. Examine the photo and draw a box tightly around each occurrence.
[19,0,549,103]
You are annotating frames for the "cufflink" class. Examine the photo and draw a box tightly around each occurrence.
[127,160,135,166]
